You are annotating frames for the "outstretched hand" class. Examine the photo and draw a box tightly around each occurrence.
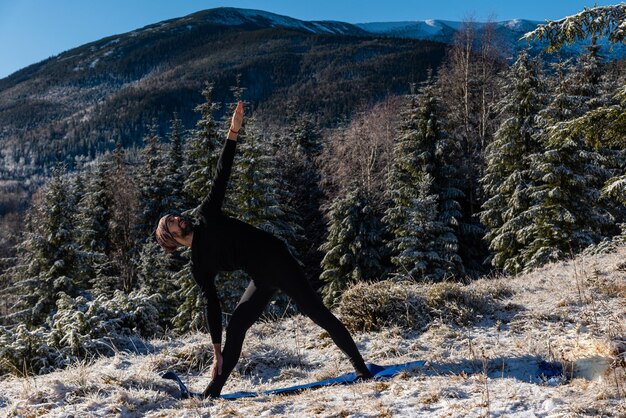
[230,101,244,134]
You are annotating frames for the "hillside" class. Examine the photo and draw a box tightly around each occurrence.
[1,245,624,417]
[0,7,445,172]
[356,18,626,60]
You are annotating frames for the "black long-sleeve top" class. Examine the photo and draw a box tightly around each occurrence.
[190,137,282,344]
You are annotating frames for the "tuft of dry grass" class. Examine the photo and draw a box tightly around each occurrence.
[338,280,431,332]
[338,278,512,332]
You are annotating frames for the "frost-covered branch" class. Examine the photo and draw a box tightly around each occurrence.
[547,86,626,148]
[522,3,626,51]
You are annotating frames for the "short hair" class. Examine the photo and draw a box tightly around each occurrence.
[155,214,179,253]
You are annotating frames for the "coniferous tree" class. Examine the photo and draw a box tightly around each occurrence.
[77,159,112,256]
[75,157,113,292]
[319,186,386,306]
[215,115,305,313]
[8,165,83,326]
[383,79,464,281]
[274,106,325,286]
[437,20,506,276]
[382,93,422,277]
[581,86,626,211]
[518,49,615,269]
[163,113,186,212]
[173,82,222,333]
[136,239,180,329]
[137,121,168,238]
[525,5,626,227]
[480,50,546,274]
[399,169,461,281]
[422,82,465,278]
[183,82,222,210]
[523,3,626,49]
[137,114,188,328]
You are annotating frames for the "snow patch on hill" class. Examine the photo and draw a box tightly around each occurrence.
[1,245,624,416]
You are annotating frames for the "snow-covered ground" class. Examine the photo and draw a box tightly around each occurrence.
[1,246,624,417]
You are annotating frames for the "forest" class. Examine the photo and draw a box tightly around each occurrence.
[0,4,624,378]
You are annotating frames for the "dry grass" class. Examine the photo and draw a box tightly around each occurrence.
[0,245,625,417]
[338,276,513,332]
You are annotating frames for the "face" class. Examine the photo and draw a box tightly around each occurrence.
[164,214,193,240]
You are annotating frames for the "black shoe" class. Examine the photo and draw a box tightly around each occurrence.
[355,368,374,381]
[203,385,220,399]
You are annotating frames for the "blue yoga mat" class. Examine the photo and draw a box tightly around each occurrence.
[162,360,425,400]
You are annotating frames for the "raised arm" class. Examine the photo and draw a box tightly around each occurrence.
[199,101,244,217]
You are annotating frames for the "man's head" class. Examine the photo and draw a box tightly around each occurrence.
[155,213,194,253]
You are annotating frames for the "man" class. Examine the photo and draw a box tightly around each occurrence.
[155,101,372,398]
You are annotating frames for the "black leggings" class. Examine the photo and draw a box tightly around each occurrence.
[205,254,369,397]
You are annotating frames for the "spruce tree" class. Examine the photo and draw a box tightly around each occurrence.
[518,49,615,269]
[136,239,180,330]
[77,158,112,256]
[138,114,188,328]
[523,3,626,49]
[383,80,464,281]
[216,114,304,313]
[397,169,462,281]
[527,7,626,225]
[173,82,222,333]
[230,116,302,252]
[274,106,325,286]
[319,186,386,306]
[75,157,113,293]
[163,113,186,212]
[137,121,168,238]
[183,82,222,210]
[480,50,546,274]
[8,164,82,326]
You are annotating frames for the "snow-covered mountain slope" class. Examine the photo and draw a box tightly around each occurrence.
[131,7,369,38]
[356,19,541,43]
[356,18,626,59]
[1,245,624,416]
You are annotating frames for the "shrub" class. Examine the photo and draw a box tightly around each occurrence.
[338,280,431,332]
[425,282,488,326]
[0,289,163,376]
[338,279,509,332]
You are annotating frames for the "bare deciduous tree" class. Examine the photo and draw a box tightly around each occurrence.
[107,145,140,292]
[317,95,404,212]
[437,18,506,215]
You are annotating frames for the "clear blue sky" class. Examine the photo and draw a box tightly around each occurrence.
[0,0,618,79]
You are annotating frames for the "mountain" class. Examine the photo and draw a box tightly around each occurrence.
[356,19,541,45]
[0,7,444,177]
[356,18,626,59]
[1,7,624,218]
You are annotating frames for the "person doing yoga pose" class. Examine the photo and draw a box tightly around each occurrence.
[155,101,372,398]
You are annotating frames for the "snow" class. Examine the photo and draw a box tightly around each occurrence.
[207,8,309,33]
[506,19,523,30]
[356,19,545,41]
[0,246,624,416]
[101,38,120,48]
[201,8,358,35]
[310,22,333,34]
